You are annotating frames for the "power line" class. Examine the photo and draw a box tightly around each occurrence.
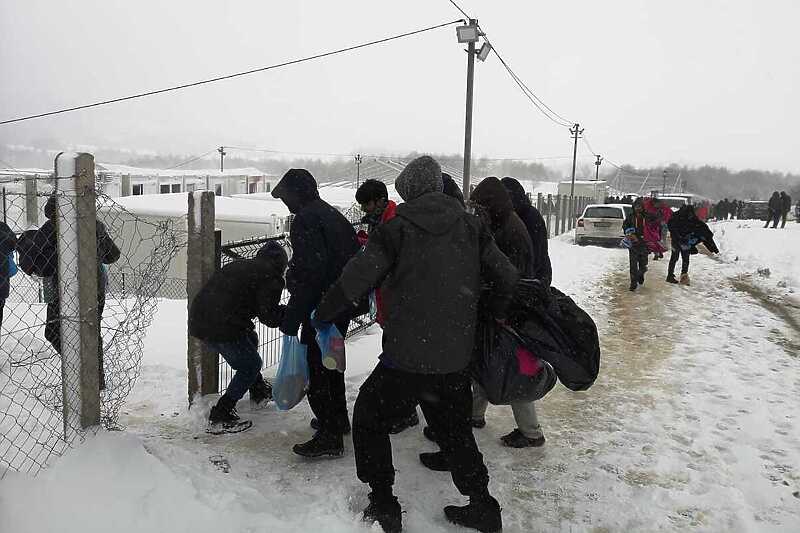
[163,149,218,170]
[0,19,463,126]
[448,0,471,19]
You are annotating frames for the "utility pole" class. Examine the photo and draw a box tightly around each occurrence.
[569,123,584,197]
[662,168,667,194]
[594,154,603,181]
[217,146,226,173]
[355,154,362,188]
[462,19,478,202]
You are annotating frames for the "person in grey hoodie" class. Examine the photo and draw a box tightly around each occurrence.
[316,156,518,533]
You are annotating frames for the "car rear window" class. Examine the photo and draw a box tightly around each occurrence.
[660,198,688,209]
[584,207,623,219]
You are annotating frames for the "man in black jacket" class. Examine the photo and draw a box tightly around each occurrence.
[501,176,552,286]
[0,221,17,330]
[316,156,518,533]
[189,241,287,433]
[780,191,792,228]
[34,195,121,389]
[766,191,781,228]
[271,168,360,457]
[666,204,719,286]
[622,199,648,292]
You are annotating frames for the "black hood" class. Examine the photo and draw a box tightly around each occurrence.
[471,177,514,226]
[255,240,289,271]
[271,169,319,214]
[442,173,465,208]
[395,192,463,235]
[500,177,531,212]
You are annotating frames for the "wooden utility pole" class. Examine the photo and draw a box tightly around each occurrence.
[594,154,603,181]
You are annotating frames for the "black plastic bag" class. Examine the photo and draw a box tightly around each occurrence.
[518,287,600,391]
[473,323,557,405]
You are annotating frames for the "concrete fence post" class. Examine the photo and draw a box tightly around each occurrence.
[560,195,568,235]
[568,196,575,230]
[554,195,561,236]
[121,174,131,197]
[25,174,38,228]
[54,152,101,436]
[536,193,543,213]
[545,194,552,237]
[187,191,218,404]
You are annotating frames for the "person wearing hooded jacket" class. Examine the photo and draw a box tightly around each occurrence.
[34,194,120,389]
[500,177,552,287]
[316,156,518,533]
[780,191,792,228]
[766,191,782,228]
[622,198,649,292]
[189,241,287,433]
[666,204,719,285]
[271,168,360,457]
[0,221,17,331]
[461,176,547,449]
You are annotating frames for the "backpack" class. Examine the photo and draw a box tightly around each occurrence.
[17,228,57,277]
[16,230,40,276]
[517,287,600,391]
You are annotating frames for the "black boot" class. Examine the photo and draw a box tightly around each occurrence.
[666,274,678,284]
[388,411,419,435]
[248,376,273,405]
[444,494,502,533]
[292,430,344,458]
[419,451,450,472]
[629,281,637,292]
[208,396,252,434]
[362,491,402,533]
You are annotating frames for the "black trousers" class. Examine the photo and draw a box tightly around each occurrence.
[668,246,690,276]
[306,334,349,435]
[628,247,648,284]
[353,363,490,497]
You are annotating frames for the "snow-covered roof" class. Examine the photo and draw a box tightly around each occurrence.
[234,184,402,209]
[106,193,288,222]
[97,163,272,179]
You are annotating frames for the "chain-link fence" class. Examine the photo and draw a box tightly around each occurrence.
[216,220,376,393]
[0,171,186,476]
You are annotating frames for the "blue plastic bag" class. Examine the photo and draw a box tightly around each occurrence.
[315,322,346,372]
[8,253,17,277]
[272,335,309,411]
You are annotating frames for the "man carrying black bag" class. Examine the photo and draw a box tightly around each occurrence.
[316,156,518,533]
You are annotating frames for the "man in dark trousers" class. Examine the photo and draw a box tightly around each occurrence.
[189,241,287,434]
[501,176,552,287]
[766,191,781,228]
[272,168,360,457]
[623,198,648,292]
[780,191,792,228]
[316,156,518,533]
[665,204,719,286]
[0,221,17,330]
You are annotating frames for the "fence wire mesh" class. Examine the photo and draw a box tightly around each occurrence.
[0,178,186,476]
[216,210,376,393]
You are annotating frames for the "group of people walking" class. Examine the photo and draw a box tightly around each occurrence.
[623,196,718,291]
[188,156,557,532]
[764,191,793,229]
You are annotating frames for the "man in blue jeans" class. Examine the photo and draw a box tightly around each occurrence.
[189,241,288,434]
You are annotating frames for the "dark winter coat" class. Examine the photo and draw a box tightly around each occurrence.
[471,177,534,277]
[31,197,121,292]
[0,221,18,300]
[781,193,792,214]
[768,193,782,214]
[622,210,648,249]
[501,177,552,286]
[272,169,360,341]
[667,206,719,253]
[189,245,288,342]
[316,191,519,375]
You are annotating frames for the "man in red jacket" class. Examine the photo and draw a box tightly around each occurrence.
[355,180,418,434]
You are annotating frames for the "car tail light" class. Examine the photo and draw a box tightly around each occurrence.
[577,218,584,227]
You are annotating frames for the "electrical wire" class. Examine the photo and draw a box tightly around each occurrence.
[163,149,218,170]
[448,0,471,19]
[0,19,463,126]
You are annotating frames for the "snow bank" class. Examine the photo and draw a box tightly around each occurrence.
[712,220,800,296]
[0,431,360,533]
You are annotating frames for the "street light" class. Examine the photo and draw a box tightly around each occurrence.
[458,20,484,202]
[476,42,492,62]
[456,24,480,43]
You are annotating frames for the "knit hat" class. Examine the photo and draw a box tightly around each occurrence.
[256,240,288,270]
[395,155,443,201]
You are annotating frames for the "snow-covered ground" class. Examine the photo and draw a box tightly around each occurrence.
[2,226,800,532]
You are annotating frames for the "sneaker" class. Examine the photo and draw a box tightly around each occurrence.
[310,417,351,435]
[362,492,402,533]
[444,494,502,533]
[501,429,545,448]
[292,431,344,458]
[666,274,679,284]
[389,411,419,435]
[638,273,645,285]
[248,376,273,406]
[419,451,450,472]
[679,273,691,286]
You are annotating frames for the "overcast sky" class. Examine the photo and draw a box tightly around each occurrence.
[1,0,798,172]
